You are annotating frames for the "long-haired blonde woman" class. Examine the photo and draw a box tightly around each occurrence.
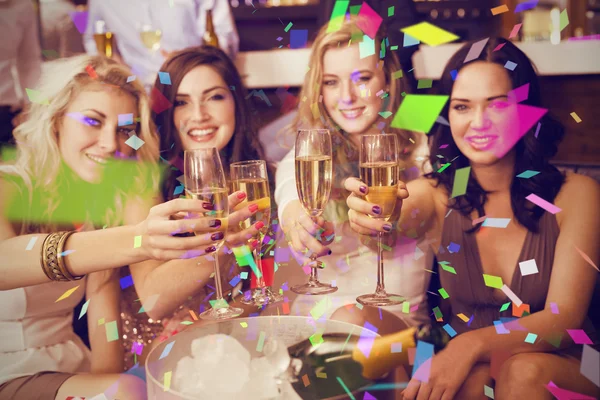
[0,56,226,399]
[274,17,432,332]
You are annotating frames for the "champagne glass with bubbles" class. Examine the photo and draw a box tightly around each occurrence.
[231,160,282,306]
[184,148,243,320]
[291,129,338,295]
[356,133,403,306]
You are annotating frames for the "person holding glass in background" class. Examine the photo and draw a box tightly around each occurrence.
[274,17,432,333]
[119,46,278,368]
[345,37,600,399]
[0,55,225,400]
[83,0,238,87]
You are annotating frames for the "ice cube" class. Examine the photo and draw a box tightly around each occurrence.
[242,357,280,399]
[173,356,202,394]
[263,338,291,377]
[191,334,251,366]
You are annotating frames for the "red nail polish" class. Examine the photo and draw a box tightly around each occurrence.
[205,246,216,253]
[237,192,246,200]
[248,204,259,213]
[251,239,259,248]
[254,221,265,230]
[202,202,214,210]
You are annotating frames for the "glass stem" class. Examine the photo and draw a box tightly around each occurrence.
[254,234,266,289]
[213,249,225,302]
[376,231,385,296]
[309,260,319,285]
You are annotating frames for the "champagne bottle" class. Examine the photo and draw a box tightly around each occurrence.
[203,9,220,48]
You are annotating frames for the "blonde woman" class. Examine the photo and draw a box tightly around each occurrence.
[0,56,224,399]
[274,17,432,331]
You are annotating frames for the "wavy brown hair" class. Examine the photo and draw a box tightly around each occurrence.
[151,46,271,201]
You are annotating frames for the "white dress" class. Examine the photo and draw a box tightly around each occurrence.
[0,278,91,386]
[274,146,432,327]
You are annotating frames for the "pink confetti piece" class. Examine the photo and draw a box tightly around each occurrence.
[566,329,593,345]
[472,215,487,226]
[507,83,530,103]
[546,381,597,400]
[501,284,523,306]
[463,38,489,63]
[574,246,599,272]
[493,43,506,52]
[550,302,559,314]
[509,23,522,39]
[525,193,562,214]
[356,2,383,39]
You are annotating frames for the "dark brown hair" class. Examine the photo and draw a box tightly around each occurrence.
[151,45,270,201]
[425,37,565,233]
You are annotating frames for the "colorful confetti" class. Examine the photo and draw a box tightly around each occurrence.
[55,285,80,302]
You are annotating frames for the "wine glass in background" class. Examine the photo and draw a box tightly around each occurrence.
[93,20,114,58]
[139,23,162,53]
[356,133,403,306]
[230,160,283,306]
[291,129,338,295]
[184,148,243,320]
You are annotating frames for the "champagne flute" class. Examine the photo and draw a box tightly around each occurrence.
[184,148,243,320]
[356,133,403,306]
[93,20,114,58]
[139,23,162,53]
[291,129,338,295]
[230,160,283,306]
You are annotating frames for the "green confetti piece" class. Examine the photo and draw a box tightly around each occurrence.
[78,298,90,320]
[327,1,349,33]
[389,296,404,302]
[209,298,229,309]
[310,297,329,321]
[180,320,194,325]
[417,79,433,89]
[380,243,392,251]
[451,166,471,198]
[439,262,457,274]
[516,170,539,179]
[378,111,393,119]
[500,302,511,312]
[256,331,266,352]
[106,320,119,342]
[559,9,569,32]
[356,302,364,310]
[336,377,356,400]
[390,45,398,50]
[437,163,451,173]
[484,385,494,399]
[392,70,403,80]
[438,288,449,299]
[25,88,50,105]
[134,235,142,248]
[232,245,262,278]
[524,333,537,344]
[402,302,410,313]
[309,332,324,347]
[388,6,394,17]
[433,306,443,319]
[391,94,449,134]
[98,317,105,325]
[546,332,563,348]
[483,274,503,289]
[284,22,293,32]
[349,4,361,15]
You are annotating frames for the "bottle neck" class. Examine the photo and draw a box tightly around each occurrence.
[206,10,215,32]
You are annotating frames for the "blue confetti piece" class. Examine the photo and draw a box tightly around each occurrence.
[59,249,76,257]
[363,321,378,333]
[290,29,308,49]
[450,69,458,81]
[412,341,434,381]
[159,341,175,359]
[173,184,184,196]
[78,298,90,319]
[516,170,540,179]
[229,275,241,287]
[120,275,134,289]
[118,113,134,126]
[158,71,171,85]
[447,242,460,253]
[515,0,539,13]
[126,75,136,83]
[504,61,517,71]
[403,33,420,47]
[442,323,457,337]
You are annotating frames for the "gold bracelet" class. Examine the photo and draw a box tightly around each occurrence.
[41,231,83,281]
[56,231,83,281]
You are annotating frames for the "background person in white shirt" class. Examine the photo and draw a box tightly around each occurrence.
[0,0,42,151]
[83,0,239,86]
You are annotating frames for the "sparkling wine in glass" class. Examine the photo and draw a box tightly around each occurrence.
[291,129,338,295]
[356,133,403,306]
[231,160,283,306]
[93,20,114,58]
[184,148,243,320]
[139,24,162,52]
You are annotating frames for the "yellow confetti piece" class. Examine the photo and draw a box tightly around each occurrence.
[240,322,248,328]
[457,313,470,322]
[570,112,582,123]
[401,22,459,47]
[311,102,320,120]
[491,5,509,15]
[134,235,142,248]
[163,371,172,391]
[483,274,503,289]
[55,285,80,302]
[98,317,105,325]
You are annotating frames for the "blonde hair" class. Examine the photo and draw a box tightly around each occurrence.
[1,55,160,234]
[290,17,417,187]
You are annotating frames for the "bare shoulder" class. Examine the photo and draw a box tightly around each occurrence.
[555,172,600,224]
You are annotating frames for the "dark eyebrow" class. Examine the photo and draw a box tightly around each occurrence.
[450,95,508,102]
[81,109,107,118]
[176,86,228,97]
